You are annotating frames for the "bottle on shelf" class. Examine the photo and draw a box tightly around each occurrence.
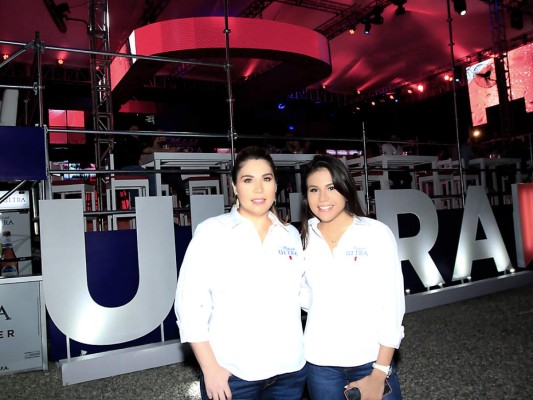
[1,231,19,277]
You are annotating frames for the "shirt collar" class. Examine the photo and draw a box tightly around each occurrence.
[224,205,289,231]
[309,215,367,236]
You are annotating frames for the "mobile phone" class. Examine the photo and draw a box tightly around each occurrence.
[344,386,361,400]
[343,380,392,400]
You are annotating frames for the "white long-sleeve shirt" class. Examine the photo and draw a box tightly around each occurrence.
[301,216,405,367]
[175,207,305,381]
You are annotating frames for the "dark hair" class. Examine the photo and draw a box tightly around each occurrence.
[231,146,281,217]
[231,146,277,184]
[300,155,365,248]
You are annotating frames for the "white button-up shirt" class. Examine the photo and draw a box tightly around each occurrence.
[302,216,405,367]
[175,207,305,380]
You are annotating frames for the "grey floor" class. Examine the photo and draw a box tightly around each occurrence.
[3,283,533,400]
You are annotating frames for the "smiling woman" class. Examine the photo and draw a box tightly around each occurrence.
[300,155,405,400]
[175,146,308,400]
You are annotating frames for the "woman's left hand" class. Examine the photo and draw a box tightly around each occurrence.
[347,372,386,400]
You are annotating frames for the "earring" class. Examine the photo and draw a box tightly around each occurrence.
[236,197,240,209]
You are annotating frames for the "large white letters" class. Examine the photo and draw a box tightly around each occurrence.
[452,186,512,280]
[376,187,511,286]
[39,197,177,345]
[376,189,444,287]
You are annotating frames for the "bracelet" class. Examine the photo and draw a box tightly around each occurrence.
[372,362,392,378]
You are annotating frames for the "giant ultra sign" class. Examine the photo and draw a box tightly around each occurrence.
[40,187,514,346]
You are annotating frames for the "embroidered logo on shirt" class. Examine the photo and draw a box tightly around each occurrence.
[278,246,298,260]
[346,247,368,261]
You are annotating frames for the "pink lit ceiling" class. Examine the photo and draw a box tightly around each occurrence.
[1,0,532,99]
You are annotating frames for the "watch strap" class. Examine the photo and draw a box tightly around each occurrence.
[372,362,392,377]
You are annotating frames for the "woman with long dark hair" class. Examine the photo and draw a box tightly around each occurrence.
[300,154,405,400]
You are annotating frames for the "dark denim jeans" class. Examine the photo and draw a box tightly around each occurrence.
[307,361,402,400]
[199,364,308,400]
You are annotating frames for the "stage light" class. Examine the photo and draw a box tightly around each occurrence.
[392,0,406,15]
[453,0,467,16]
[417,84,424,92]
[2,54,8,60]
[321,84,327,90]
[371,101,376,106]
[407,89,413,94]
[444,74,451,81]
[43,0,71,33]
[57,58,64,65]
[277,103,286,110]
[389,94,394,100]
[364,20,371,34]
[472,129,481,138]
[348,25,356,35]
[369,7,384,25]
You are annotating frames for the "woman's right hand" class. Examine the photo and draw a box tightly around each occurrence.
[203,364,232,400]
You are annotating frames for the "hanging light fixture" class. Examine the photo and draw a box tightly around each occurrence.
[369,7,384,25]
[453,0,467,16]
[362,17,371,34]
[392,0,407,15]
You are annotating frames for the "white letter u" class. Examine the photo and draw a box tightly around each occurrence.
[39,197,176,345]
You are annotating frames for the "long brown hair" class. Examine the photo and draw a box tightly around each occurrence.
[300,155,365,249]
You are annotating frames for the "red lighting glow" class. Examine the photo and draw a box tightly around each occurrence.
[518,184,533,267]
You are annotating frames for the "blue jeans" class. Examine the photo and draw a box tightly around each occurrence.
[307,361,402,400]
[199,364,308,400]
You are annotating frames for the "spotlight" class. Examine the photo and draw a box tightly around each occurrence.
[348,25,356,35]
[43,0,71,33]
[2,54,8,60]
[417,84,424,92]
[363,18,371,34]
[57,58,64,65]
[392,0,406,15]
[369,7,384,24]
[453,0,467,16]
